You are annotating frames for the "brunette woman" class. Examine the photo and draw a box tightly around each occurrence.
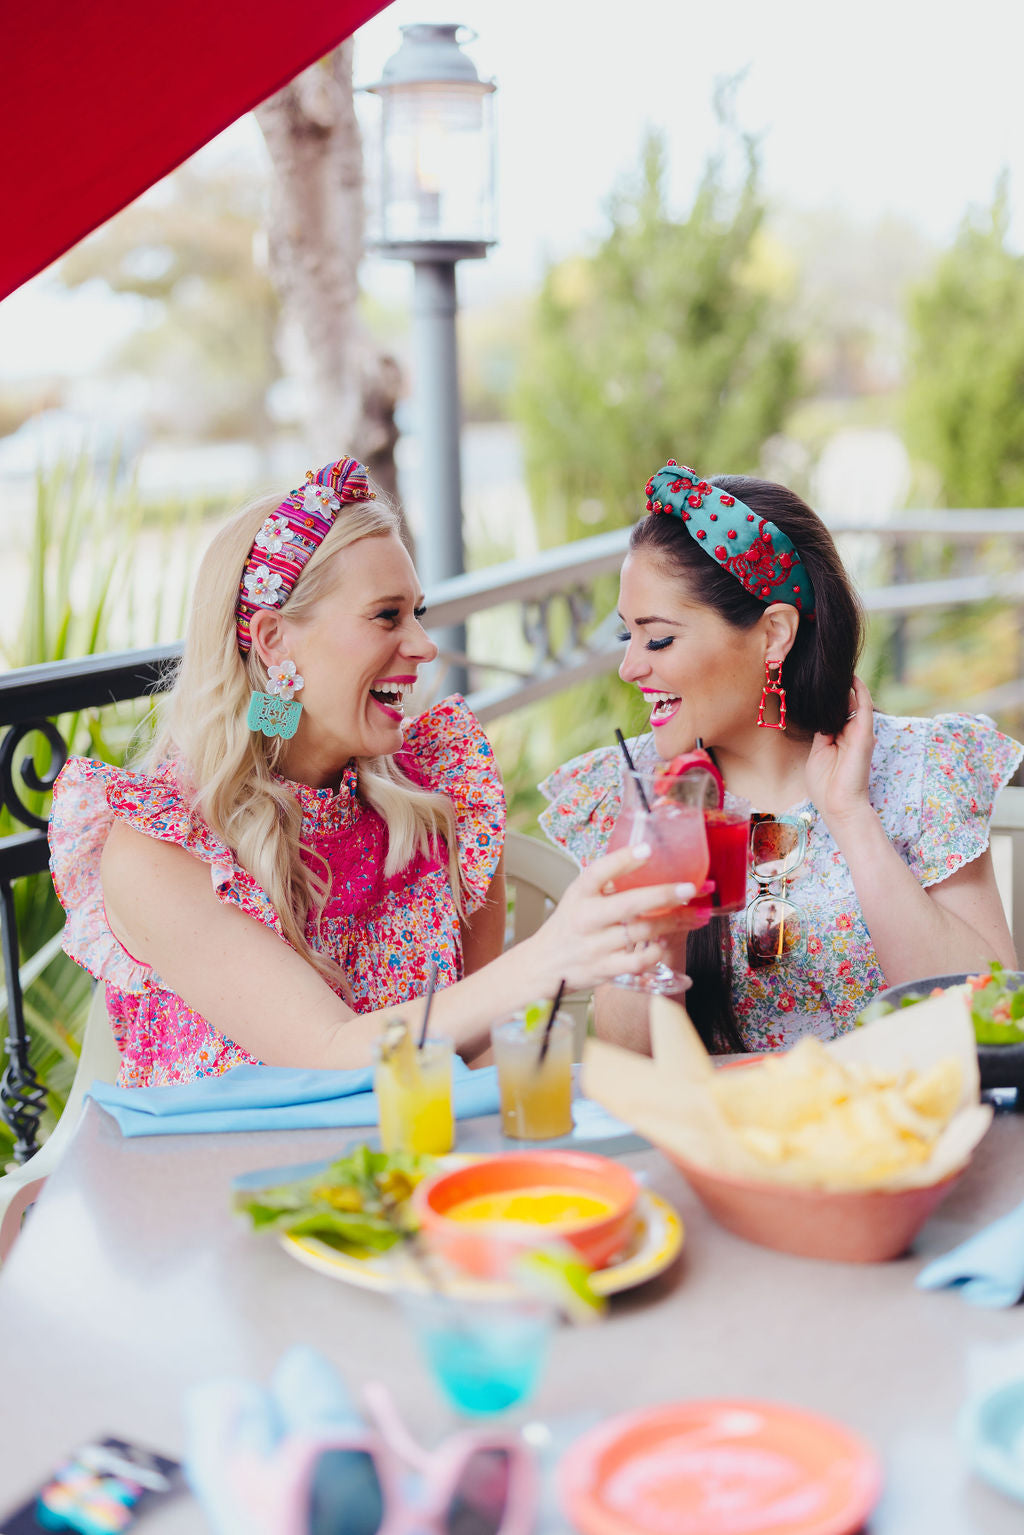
[540,464,1021,1055]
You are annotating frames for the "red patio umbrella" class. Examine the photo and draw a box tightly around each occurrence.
[0,0,388,302]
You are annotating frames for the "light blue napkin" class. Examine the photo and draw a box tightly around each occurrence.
[88,1059,500,1137]
[916,1197,1024,1307]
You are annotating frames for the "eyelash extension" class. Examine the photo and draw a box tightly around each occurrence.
[615,630,674,652]
[376,605,428,624]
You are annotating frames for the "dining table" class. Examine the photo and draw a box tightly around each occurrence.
[0,1094,1022,1533]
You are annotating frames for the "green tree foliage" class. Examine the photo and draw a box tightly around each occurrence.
[906,176,1024,507]
[503,103,803,805]
[515,108,801,546]
[56,165,280,442]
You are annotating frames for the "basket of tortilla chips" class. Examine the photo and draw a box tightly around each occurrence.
[581,992,993,1262]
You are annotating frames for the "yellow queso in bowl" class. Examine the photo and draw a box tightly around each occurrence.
[447,1187,618,1227]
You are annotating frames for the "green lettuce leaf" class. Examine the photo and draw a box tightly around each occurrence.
[233,1144,437,1247]
[855,962,1024,1046]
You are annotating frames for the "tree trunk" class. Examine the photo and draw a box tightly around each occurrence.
[255,44,407,541]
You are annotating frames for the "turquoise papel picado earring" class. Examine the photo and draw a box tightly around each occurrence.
[247,659,305,739]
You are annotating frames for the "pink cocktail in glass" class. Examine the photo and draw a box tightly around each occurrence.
[606,769,711,991]
[606,803,710,907]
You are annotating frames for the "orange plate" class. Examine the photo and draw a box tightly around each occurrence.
[559,1399,882,1535]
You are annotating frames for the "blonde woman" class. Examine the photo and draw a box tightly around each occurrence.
[49,457,680,1086]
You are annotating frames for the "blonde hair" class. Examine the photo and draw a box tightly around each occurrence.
[141,487,463,995]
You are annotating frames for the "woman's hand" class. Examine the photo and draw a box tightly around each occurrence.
[522,844,696,995]
[805,674,877,832]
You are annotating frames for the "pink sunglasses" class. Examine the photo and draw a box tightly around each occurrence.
[223,1380,539,1535]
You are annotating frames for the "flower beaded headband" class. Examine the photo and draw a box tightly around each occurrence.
[644,461,815,616]
[235,456,375,654]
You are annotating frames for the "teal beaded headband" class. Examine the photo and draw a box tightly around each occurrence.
[643,462,815,617]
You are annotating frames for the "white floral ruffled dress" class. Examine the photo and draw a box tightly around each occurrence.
[539,711,1022,1051]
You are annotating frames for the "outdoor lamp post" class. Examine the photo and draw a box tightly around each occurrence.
[365,24,496,695]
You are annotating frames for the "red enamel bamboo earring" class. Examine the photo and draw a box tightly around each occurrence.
[757,659,787,730]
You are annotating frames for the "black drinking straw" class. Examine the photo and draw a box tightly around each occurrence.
[417,962,439,1049]
[537,978,567,1068]
[695,736,704,749]
[615,727,652,813]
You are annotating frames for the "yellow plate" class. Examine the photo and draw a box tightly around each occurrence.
[281,1188,683,1299]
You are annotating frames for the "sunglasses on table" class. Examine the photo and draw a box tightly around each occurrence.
[231,1380,538,1535]
[745,811,812,968]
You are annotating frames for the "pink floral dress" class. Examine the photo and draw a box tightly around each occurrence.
[539,712,1022,1052]
[49,697,505,1086]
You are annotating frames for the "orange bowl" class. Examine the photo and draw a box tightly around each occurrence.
[416,1151,639,1279]
[664,1149,964,1262]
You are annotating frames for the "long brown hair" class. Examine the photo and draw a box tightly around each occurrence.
[629,475,864,1049]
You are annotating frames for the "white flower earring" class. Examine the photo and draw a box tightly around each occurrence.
[247,658,305,740]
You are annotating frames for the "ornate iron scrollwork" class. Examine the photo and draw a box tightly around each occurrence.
[0,719,69,832]
[0,878,47,1164]
[0,1056,47,1166]
[0,719,69,1162]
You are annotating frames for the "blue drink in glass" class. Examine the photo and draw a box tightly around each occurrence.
[401,1292,553,1416]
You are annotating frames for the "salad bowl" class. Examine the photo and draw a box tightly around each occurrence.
[872,970,1024,1093]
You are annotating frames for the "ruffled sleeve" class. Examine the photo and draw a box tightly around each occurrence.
[538,744,624,868]
[48,757,282,992]
[887,713,1024,887]
[399,696,505,913]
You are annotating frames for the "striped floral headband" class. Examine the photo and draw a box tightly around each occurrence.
[235,457,374,654]
[644,461,815,616]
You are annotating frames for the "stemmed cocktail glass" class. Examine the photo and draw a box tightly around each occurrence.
[605,766,712,994]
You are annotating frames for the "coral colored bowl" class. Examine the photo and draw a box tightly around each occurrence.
[664,1149,964,1263]
[415,1151,639,1279]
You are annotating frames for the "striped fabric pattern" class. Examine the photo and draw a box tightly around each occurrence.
[235,457,373,653]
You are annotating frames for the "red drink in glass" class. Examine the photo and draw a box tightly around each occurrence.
[703,808,751,914]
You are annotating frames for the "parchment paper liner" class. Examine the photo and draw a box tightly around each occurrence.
[582,988,993,1192]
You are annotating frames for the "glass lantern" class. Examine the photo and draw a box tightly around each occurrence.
[365,24,496,258]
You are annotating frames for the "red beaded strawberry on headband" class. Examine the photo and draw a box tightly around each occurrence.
[644,462,816,616]
[236,456,374,654]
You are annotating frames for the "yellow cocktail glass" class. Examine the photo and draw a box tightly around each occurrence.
[374,1035,454,1155]
[492,1011,574,1140]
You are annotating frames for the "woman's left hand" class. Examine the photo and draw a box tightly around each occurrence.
[804,674,876,830]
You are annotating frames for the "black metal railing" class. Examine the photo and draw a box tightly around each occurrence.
[0,645,180,1161]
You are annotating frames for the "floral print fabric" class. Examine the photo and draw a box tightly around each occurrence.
[48,696,505,1086]
[539,711,1022,1052]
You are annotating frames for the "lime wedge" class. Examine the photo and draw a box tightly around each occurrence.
[522,1002,548,1033]
[514,1244,607,1324]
